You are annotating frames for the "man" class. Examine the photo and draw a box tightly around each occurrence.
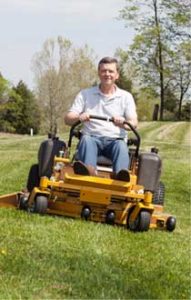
[64,57,138,181]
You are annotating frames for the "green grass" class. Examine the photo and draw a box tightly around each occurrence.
[0,122,190,299]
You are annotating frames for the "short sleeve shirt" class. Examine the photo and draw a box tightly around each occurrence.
[68,85,137,138]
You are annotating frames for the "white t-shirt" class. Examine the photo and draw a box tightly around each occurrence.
[68,85,137,138]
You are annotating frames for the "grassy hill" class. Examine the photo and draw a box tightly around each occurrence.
[0,122,190,299]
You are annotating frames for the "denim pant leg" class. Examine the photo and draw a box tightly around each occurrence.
[77,135,99,168]
[104,139,129,173]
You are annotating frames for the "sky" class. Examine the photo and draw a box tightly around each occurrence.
[0,0,135,90]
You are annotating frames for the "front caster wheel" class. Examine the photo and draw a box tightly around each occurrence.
[127,210,151,232]
[19,195,29,210]
[34,195,48,214]
[166,216,176,232]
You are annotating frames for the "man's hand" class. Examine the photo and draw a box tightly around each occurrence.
[79,112,90,122]
[113,116,126,128]
[113,115,138,130]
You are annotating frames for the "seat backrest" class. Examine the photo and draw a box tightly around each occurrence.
[38,138,66,177]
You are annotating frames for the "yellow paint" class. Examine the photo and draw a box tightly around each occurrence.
[40,177,49,189]
[54,157,70,164]
[80,188,111,205]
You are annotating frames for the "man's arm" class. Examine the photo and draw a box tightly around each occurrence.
[64,111,90,126]
[64,89,90,126]
[126,114,138,129]
[64,111,80,126]
[123,92,138,129]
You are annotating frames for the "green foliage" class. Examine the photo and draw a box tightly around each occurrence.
[0,74,9,100]
[0,122,190,299]
[162,0,191,30]
[115,48,135,94]
[163,88,178,112]
[116,69,132,92]
[180,101,191,121]
[136,88,159,121]
[0,89,21,133]
[13,81,41,134]
[0,78,41,134]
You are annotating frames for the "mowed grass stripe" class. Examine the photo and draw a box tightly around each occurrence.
[139,122,188,143]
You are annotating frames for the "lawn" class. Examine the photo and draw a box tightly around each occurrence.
[0,122,190,299]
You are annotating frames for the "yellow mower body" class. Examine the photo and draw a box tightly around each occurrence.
[24,155,175,231]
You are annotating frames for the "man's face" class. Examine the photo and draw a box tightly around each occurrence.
[98,63,119,86]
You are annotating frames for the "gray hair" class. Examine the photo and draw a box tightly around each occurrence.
[98,57,119,71]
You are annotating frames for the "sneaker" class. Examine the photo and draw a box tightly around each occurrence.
[116,169,130,182]
[73,161,90,175]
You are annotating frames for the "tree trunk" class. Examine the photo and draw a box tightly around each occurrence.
[152,104,159,120]
[178,92,184,120]
[153,0,165,121]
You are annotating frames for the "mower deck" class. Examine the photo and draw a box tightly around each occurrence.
[0,192,20,208]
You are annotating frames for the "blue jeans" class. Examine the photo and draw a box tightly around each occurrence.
[77,135,129,173]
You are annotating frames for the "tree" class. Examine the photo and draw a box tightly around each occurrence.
[181,101,191,121]
[136,87,160,121]
[0,89,23,133]
[168,42,191,120]
[0,73,15,132]
[115,48,133,92]
[0,79,40,134]
[0,73,10,103]
[13,81,41,134]
[119,0,191,120]
[32,37,97,134]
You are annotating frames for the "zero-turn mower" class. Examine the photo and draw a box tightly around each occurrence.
[0,115,176,232]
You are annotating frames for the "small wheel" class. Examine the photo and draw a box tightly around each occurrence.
[19,195,29,210]
[128,210,151,232]
[34,195,48,214]
[106,210,115,225]
[166,216,176,232]
[81,206,91,220]
[153,181,165,205]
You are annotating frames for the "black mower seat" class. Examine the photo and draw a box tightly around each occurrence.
[97,156,112,166]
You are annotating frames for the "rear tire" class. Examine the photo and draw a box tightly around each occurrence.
[26,164,40,192]
[34,195,48,214]
[153,181,165,205]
